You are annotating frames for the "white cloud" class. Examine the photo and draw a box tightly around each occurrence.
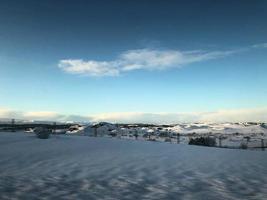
[58,43,267,77]
[199,108,267,123]
[0,108,65,121]
[23,111,61,120]
[90,112,201,124]
[1,107,267,124]
[252,43,267,48]
[58,48,237,77]
[58,59,120,77]
[120,49,185,71]
[90,108,267,124]
[0,108,23,119]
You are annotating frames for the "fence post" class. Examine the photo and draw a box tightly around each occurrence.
[53,122,56,134]
[94,127,97,137]
[177,133,180,144]
[11,119,15,132]
[261,139,265,150]
[219,136,222,147]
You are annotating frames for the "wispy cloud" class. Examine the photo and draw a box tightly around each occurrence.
[58,43,267,77]
[252,43,267,48]
[120,49,236,71]
[58,48,239,77]
[1,107,267,124]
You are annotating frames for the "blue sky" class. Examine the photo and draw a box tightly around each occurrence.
[0,0,267,123]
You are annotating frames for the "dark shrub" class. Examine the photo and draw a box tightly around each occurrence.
[108,131,117,137]
[143,133,149,138]
[159,132,169,137]
[240,143,248,149]
[34,127,51,139]
[260,123,267,129]
[189,137,216,147]
[134,133,138,139]
[165,138,171,142]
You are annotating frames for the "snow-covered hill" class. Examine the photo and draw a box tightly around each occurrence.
[170,122,267,134]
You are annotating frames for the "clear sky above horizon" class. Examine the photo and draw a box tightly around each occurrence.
[0,0,267,123]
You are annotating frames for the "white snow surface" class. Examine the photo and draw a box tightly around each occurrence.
[0,132,267,200]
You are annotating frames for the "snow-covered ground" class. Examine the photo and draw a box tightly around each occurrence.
[74,122,267,136]
[0,131,267,200]
[71,122,267,149]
